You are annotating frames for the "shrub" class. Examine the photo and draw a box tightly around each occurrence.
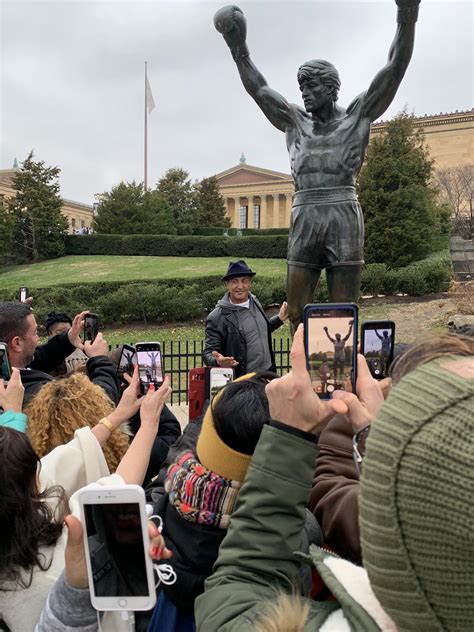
[397,266,429,296]
[193,227,289,236]
[361,264,388,296]
[65,234,288,259]
[382,269,400,296]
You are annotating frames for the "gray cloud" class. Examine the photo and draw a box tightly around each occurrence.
[1,0,472,203]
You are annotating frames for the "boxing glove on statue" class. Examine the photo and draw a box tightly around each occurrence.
[395,0,420,23]
[214,5,249,62]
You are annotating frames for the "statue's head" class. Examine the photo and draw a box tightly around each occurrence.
[383,330,389,338]
[297,60,341,111]
[335,333,341,342]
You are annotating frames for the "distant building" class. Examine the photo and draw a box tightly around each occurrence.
[0,169,93,234]
[217,109,473,229]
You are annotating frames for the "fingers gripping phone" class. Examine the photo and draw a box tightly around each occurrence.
[0,342,12,381]
[78,485,156,611]
[135,342,163,395]
[361,320,395,380]
[83,313,99,343]
[304,303,358,399]
[116,344,137,382]
[19,286,28,303]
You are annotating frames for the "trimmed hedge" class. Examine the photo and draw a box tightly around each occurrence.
[65,234,288,258]
[193,227,289,236]
[0,252,452,326]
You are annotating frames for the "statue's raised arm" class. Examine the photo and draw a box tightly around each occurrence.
[214,5,293,133]
[363,0,421,122]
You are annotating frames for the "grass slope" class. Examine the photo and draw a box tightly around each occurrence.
[0,255,286,290]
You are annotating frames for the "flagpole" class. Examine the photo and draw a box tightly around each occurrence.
[144,61,148,192]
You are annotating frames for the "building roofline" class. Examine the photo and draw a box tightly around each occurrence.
[215,163,292,181]
[372,108,474,128]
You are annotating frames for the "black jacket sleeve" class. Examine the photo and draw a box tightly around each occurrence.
[202,311,221,367]
[86,356,121,405]
[268,314,284,332]
[29,332,76,374]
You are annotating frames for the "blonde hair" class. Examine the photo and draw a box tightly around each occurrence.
[25,373,129,472]
[256,593,310,632]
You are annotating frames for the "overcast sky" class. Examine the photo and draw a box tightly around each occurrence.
[1,0,472,205]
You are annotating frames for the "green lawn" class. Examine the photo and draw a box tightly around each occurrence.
[0,255,286,290]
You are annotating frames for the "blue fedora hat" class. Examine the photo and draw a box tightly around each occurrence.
[222,260,257,281]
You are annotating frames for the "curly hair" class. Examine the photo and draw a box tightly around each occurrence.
[0,427,68,590]
[25,373,129,472]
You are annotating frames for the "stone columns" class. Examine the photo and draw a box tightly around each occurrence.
[260,194,267,229]
[272,194,280,227]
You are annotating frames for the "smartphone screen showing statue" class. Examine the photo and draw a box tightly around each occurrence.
[209,367,233,400]
[304,303,358,399]
[83,313,99,343]
[135,342,163,394]
[116,344,137,382]
[0,342,12,381]
[78,485,156,611]
[361,320,395,380]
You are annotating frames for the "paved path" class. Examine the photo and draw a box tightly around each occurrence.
[170,403,189,431]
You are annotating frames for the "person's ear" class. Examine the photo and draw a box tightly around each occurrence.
[9,336,22,353]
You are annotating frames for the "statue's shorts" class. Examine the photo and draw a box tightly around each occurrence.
[287,186,364,271]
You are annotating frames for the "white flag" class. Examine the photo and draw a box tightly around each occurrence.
[146,75,155,114]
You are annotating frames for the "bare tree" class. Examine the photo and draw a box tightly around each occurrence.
[434,164,473,239]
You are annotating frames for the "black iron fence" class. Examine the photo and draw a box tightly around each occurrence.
[111,338,292,405]
[162,338,292,405]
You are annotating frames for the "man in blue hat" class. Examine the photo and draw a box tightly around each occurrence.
[202,260,288,377]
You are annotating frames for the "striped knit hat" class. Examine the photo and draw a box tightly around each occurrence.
[359,356,474,631]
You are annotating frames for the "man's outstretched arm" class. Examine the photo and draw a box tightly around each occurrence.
[342,322,354,342]
[374,329,384,341]
[363,0,420,122]
[214,5,293,133]
[323,327,336,344]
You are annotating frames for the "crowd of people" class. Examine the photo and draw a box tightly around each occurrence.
[0,264,473,631]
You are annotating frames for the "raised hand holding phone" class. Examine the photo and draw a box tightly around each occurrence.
[83,332,108,358]
[0,368,24,413]
[332,354,385,432]
[265,325,348,435]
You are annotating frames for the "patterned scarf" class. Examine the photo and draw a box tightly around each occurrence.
[166,451,242,529]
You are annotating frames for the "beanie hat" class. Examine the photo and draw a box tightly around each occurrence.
[196,373,257,482]
[360,356,474,631]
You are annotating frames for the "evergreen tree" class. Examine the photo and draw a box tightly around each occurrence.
[0,200,13,263]
[156,168,198,235]
[195,175,231,227]
[93,181,145,234]
[358,112,445,268]
[93,181,175,235]
[6,152,68,261]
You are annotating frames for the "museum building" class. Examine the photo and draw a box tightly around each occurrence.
[0,169,94,234]
[217,109,473,229]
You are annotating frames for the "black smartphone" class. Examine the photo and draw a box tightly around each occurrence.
[304,303,358,399]
[0,342,12,381]
[83,313,99,343]
[116,344,137,382]
[135,342,163,395]
[19,286,28,303]
[361,320,395,380]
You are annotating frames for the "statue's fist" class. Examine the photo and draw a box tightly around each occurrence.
[395,0,420,8]
[214,5,247,48]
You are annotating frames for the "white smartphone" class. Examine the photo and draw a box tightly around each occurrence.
[78,485,156,611]
[209,367,234,400]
